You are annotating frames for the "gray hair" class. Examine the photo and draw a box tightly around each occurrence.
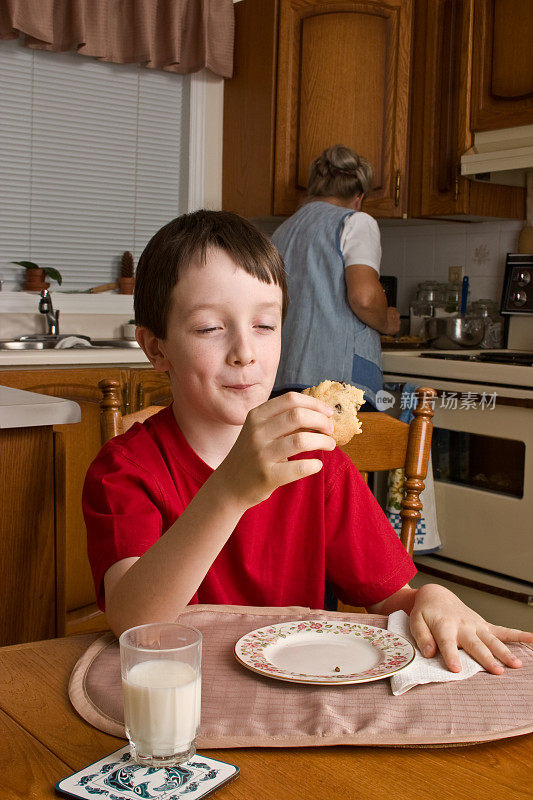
[307,145,374,200]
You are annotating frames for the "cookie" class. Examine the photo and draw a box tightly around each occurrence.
[302,380,365,445]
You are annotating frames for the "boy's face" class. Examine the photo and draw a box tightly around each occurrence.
[152,247,283,428]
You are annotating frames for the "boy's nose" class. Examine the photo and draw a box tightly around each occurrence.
[227,332,255,366]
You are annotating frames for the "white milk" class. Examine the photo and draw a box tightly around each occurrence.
[122,659,201,756]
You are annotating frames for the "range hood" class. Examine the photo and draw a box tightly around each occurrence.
[461,124,533,187]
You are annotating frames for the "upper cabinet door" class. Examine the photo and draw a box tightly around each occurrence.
[273,0,413,217]
[471,0,533,131]
[409,0,472,216]
[408,0,525,219]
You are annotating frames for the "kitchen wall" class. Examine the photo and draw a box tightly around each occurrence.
[379,218,524,314]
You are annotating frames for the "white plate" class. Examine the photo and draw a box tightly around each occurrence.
[234,619,415,685]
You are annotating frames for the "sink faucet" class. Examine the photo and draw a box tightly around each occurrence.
[38,289,60,335]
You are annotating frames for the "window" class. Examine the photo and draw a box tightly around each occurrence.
[0,39,190,290]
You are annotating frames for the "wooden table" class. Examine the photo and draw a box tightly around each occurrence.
[1,634,532,800]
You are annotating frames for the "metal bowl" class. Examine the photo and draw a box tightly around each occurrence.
[424,316,485,349]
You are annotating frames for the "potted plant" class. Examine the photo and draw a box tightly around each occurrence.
[123,318,137,340]
[119,251,135,294]
[12,260,63,291]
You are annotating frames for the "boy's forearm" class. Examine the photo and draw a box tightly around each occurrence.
[366,585,417,616]
[105,471,248,636]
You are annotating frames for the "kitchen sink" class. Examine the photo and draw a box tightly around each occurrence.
[0,339,58,349]
[0,335,140,350]
[92,339,140,348]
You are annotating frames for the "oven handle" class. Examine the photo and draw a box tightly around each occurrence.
[384,383,533,409]
[434,392,533,410]
[415,561,533,605]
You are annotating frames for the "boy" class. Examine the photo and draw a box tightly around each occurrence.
[83,210,532,674]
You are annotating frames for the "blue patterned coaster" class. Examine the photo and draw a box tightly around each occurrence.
[56,745,239,800]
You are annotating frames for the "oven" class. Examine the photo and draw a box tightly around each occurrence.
[383,350,533,629]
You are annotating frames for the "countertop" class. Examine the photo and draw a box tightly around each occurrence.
[1,344,531,391]
[0,344,150,369]
[382,349,533,390]
[0,385,81,429]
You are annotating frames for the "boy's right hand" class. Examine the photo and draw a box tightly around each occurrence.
[216,391,336,510]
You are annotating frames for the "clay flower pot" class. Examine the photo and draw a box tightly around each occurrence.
[118,276,135,294]
[23,268,50,292]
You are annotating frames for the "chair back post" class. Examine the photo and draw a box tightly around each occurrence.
[98,379,124,443]
[400,387,437,556]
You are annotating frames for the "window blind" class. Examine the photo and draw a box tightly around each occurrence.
[0,39,190,291]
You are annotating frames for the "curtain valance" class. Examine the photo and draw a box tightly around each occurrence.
[0,0,234,78]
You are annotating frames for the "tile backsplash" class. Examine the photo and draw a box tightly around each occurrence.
[378,219,524,314]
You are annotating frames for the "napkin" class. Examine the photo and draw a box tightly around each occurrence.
[388,610,484,695]
[54,336,93,348]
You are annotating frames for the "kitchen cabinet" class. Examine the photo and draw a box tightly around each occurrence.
[129,368,173,411]
[224,0,527,221]
[470,0,533,132]
[223,0,413,218]
[1,425,56,644]
[0,366,171,639]
[408,0,525,219]
[0,386,80,646]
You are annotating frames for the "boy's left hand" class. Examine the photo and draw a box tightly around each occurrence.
[409,583,533,674]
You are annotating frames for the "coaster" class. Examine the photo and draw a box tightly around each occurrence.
[56,745,239,799]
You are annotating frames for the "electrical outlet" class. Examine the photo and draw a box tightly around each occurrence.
[448,265,464,282]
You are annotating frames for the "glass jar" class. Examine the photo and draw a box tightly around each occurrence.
[470,299,505,349]
[416,281,446,306]
[409,299,433,337]
[444,281,468,313]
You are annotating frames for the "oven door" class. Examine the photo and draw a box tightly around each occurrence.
[384,376,533,583]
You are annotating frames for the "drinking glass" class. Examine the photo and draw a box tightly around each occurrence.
[119,622,202,766]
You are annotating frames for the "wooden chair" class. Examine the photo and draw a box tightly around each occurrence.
[339,386,437,559]
[99,378,166,444]
[72,380,167,637]
[334,385,435,614]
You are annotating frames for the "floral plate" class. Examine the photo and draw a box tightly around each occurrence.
[234,619,415,685]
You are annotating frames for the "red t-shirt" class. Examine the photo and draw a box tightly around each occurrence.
[83,406,416,611]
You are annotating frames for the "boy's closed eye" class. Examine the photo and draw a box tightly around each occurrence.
[196,323,277,334]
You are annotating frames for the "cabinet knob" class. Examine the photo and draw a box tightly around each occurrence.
[394,171,401,207]
[454,164,460,202]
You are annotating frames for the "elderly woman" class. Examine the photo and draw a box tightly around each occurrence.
[272,144,400,409]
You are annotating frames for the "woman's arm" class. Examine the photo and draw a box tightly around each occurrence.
[345,264,400,334]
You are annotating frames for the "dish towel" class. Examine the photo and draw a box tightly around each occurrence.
[388,610,484,695]
[54,336,93,348]
[385,382,441,554]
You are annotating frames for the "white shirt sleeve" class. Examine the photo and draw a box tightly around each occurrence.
[340,212,381,274]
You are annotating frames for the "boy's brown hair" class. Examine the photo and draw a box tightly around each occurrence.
[134,210,288,338]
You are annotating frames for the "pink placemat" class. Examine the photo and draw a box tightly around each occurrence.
[69,604,533,748]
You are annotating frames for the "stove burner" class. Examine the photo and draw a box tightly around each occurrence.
[419,351,533,366]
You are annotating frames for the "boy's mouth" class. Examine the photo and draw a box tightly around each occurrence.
[224,383,256,391]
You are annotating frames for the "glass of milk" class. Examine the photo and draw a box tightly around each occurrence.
[119,623,202,767]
